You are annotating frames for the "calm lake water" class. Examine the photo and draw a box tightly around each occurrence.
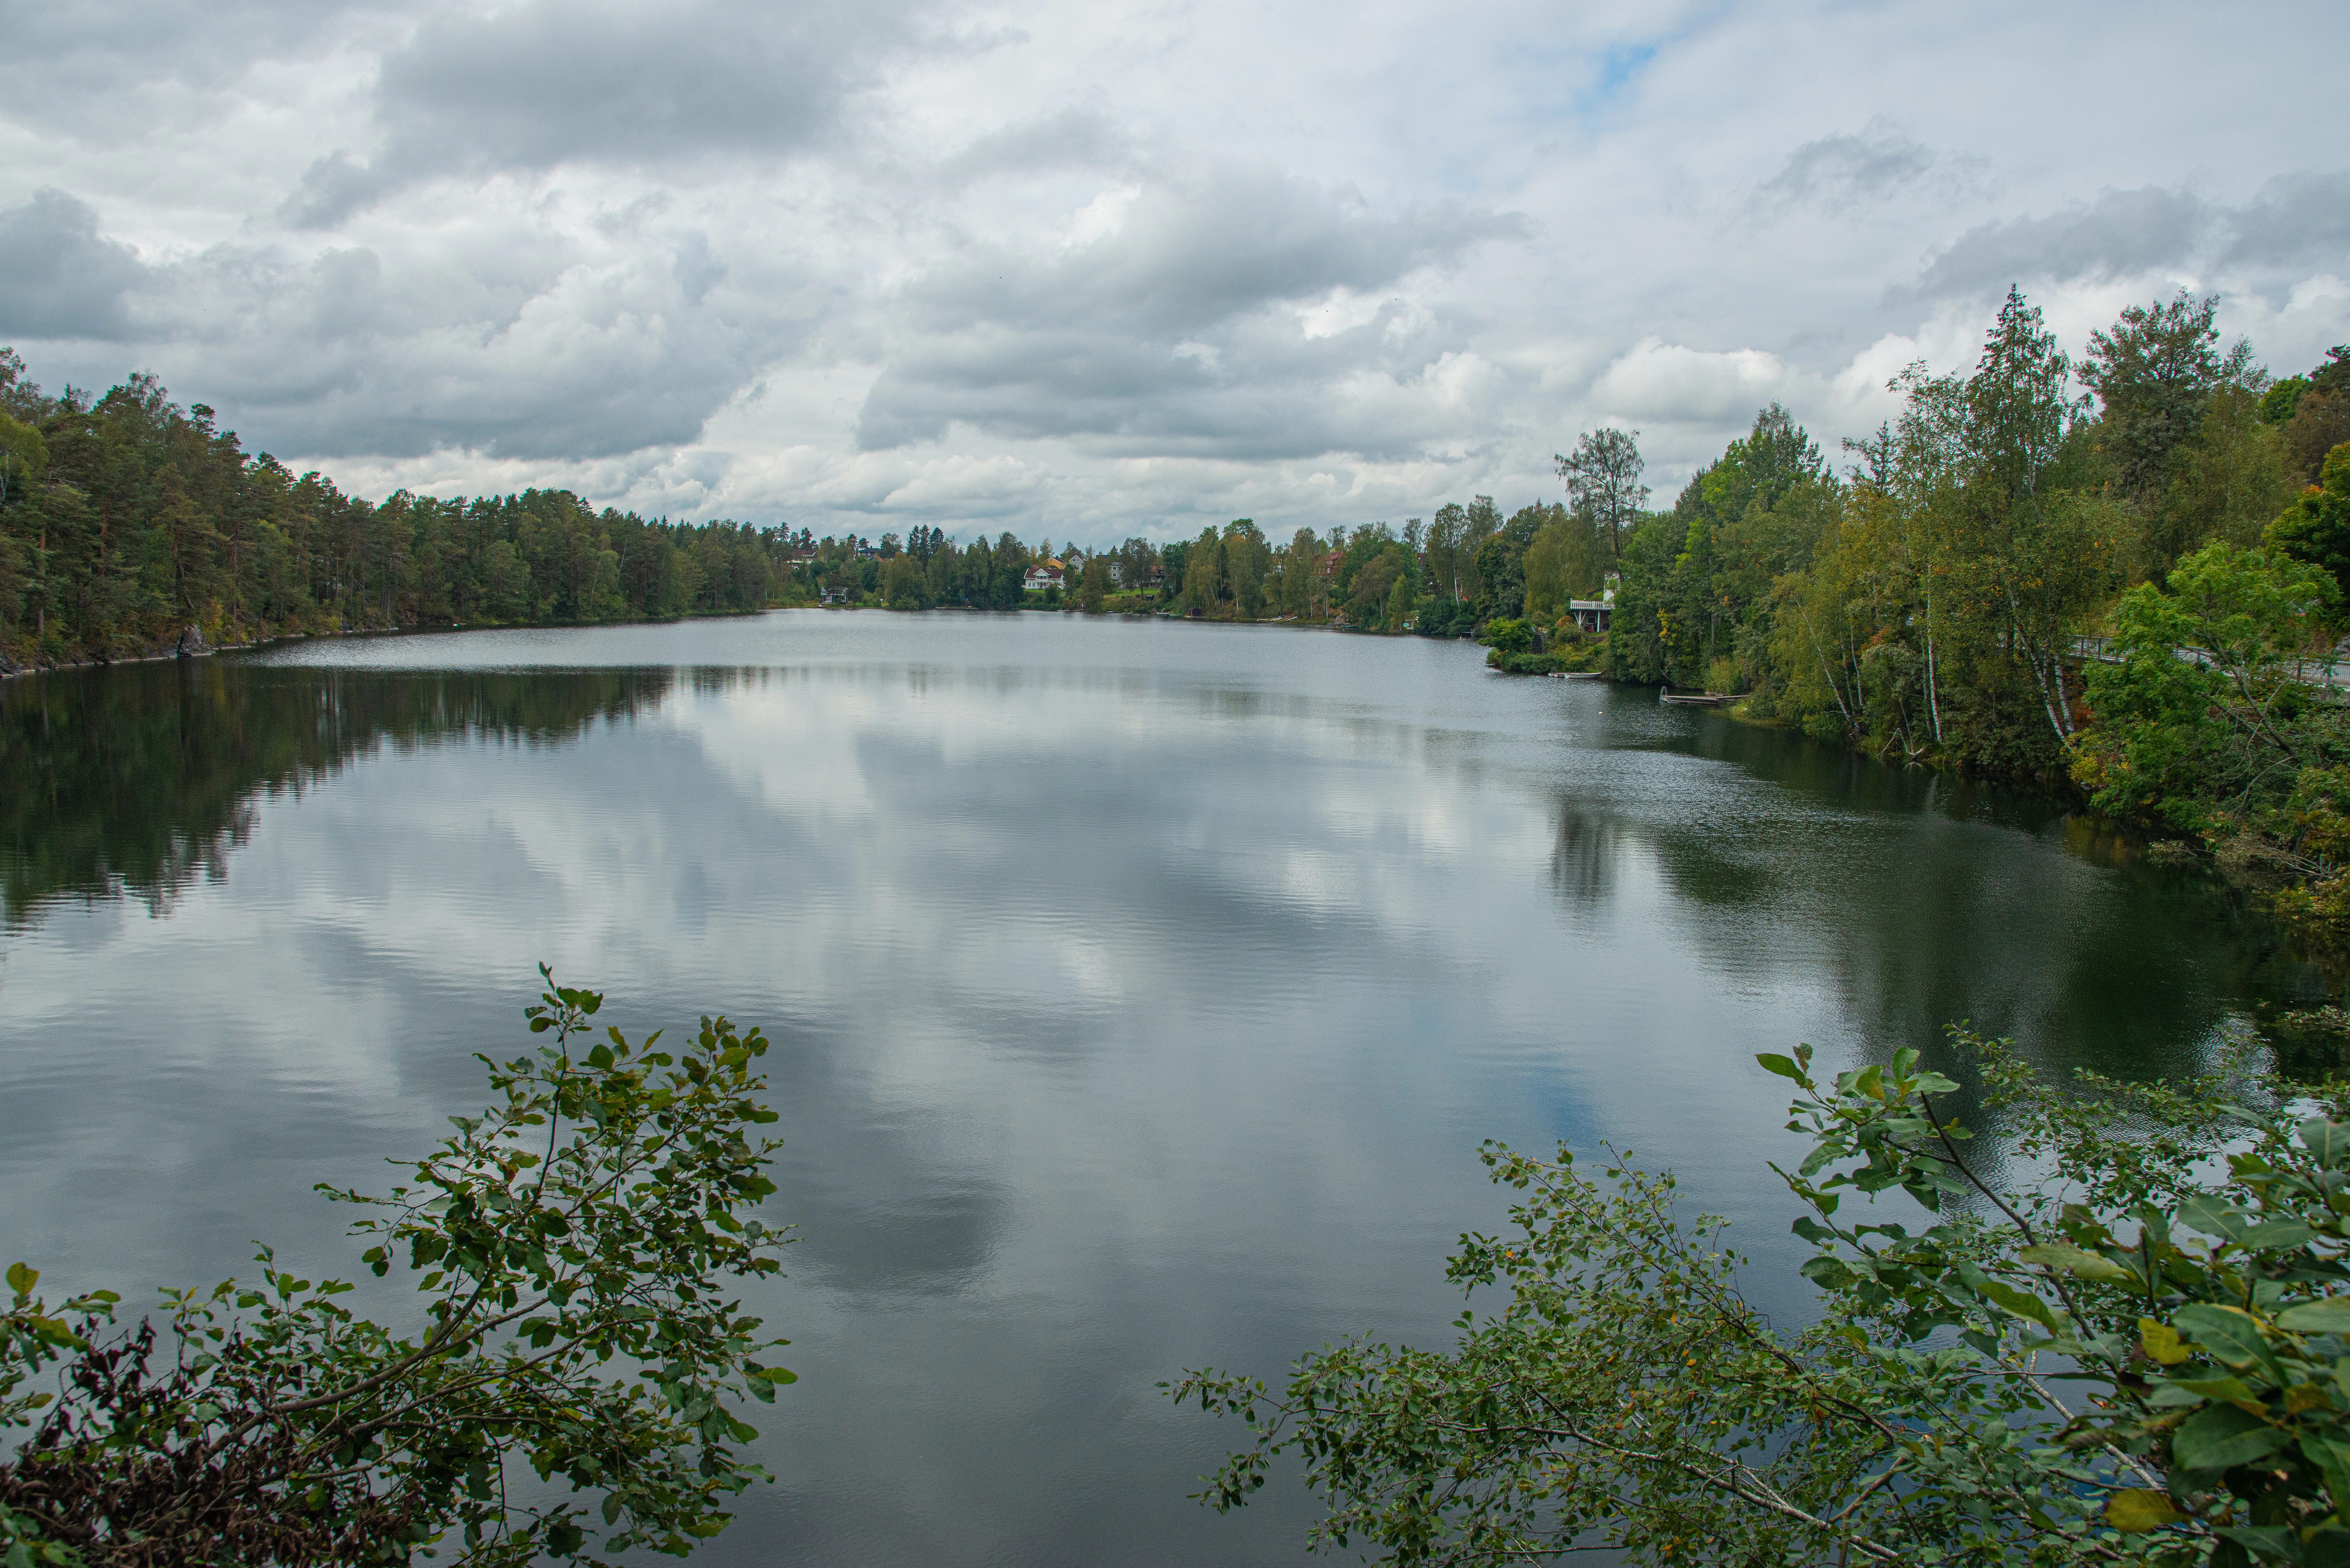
[0,609,2312,1564]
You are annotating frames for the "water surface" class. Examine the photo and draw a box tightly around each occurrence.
[0,611,2305,1564]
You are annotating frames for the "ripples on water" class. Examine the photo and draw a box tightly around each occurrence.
[0,610,2314,1565]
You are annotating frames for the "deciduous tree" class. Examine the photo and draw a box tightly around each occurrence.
[0,972,795,1568]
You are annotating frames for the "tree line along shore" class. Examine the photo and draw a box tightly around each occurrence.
[5,287,2350,950]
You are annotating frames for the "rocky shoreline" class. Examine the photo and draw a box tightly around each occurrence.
[1,624,215,680]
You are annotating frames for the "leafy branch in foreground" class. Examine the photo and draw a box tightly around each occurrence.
[1172,1030,2350,1566]
[0,967,795,1567]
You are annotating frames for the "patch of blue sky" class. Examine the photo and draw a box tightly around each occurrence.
[1586,40,1660,112]
[1483,31,1667,142]
[1423,32,1665,193]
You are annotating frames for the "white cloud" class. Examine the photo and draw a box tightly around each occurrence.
[1589,339,1792,425]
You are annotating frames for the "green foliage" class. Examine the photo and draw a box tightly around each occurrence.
[2075,541,2339,832]
[2074,540,2350,954]
[1480,617,1531,655]
[1486,645,1601,676]
[0,970,792,1567]
[1601,513,1682,686]
[1172,1030,2350,1566]
[0,359,794,664]
[1470,530,1526,620]
[2285,394,2350,490]
[1555,428,1648,557]
[2265,379,2312,429]
[1609,295,2153,771]
[2270,445,2350,607]
[1521,504,1604,621]
[1346,542,1418,628]
[1414,599,1477,639]
[0,410,46,509]
[1609,403,1833,696]
[880,552,932,610]
[1182,526,1224,616]
[1078,553,1110,613]
[1384,563,1420,630]
[2082,291,2256,503]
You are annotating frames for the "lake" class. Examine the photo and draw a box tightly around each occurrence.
[0,609,2310,1565]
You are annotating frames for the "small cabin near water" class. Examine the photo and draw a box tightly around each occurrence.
[1566,575,1620,635]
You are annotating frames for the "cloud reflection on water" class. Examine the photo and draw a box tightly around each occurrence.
[0,611,2306,1565]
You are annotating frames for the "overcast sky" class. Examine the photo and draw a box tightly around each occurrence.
[2,0,2345,545]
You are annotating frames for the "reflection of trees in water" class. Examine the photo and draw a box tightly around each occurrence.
[1548,807,1621,908]
[1543,720,2306,1097]
[0,660,672,925]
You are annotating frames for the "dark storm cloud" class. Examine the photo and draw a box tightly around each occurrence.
[2222,170,2350,270]
[1908,173,2350,303]
[203,236,794,459]
[855,169,1528,455]
[285,0,925,227]
[1911,186,2210,297]
[0,191,795,460]
[1751,122,1941,213]
[1,0,363,115]
[939,108,1137,184]
[0,191,148,341]
[909,169,1512,336]
[856,306,1483,459]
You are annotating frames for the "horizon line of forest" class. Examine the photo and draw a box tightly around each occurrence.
[5,301,2350,706]
[2,296,2343,679]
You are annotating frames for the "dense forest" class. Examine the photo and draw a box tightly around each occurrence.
[1599,293,2346,762]
[0,341,1587,658]
[0,353,794,667]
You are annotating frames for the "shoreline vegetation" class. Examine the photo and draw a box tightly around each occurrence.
[7,287,2350,947]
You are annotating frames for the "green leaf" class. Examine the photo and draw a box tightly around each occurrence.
[2141,1318,2191,1365]
[2175,1304,2284,1381]
[2277,1297,2350,1335]
[2239,1220,2316,1252]
[2179,1196,2250,1242]
[1972,1277,2055,1328]
[2217,1526,2301,1563]
[2105,1488,2185,1531]
[1756,1053,1807,1084]
[2303,1119,2350,1170]
[5,1262,34,1297]
[2018,1243,2132,1283]
[2172,1403,2288,1473]
[2305,1527,2350,1568]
